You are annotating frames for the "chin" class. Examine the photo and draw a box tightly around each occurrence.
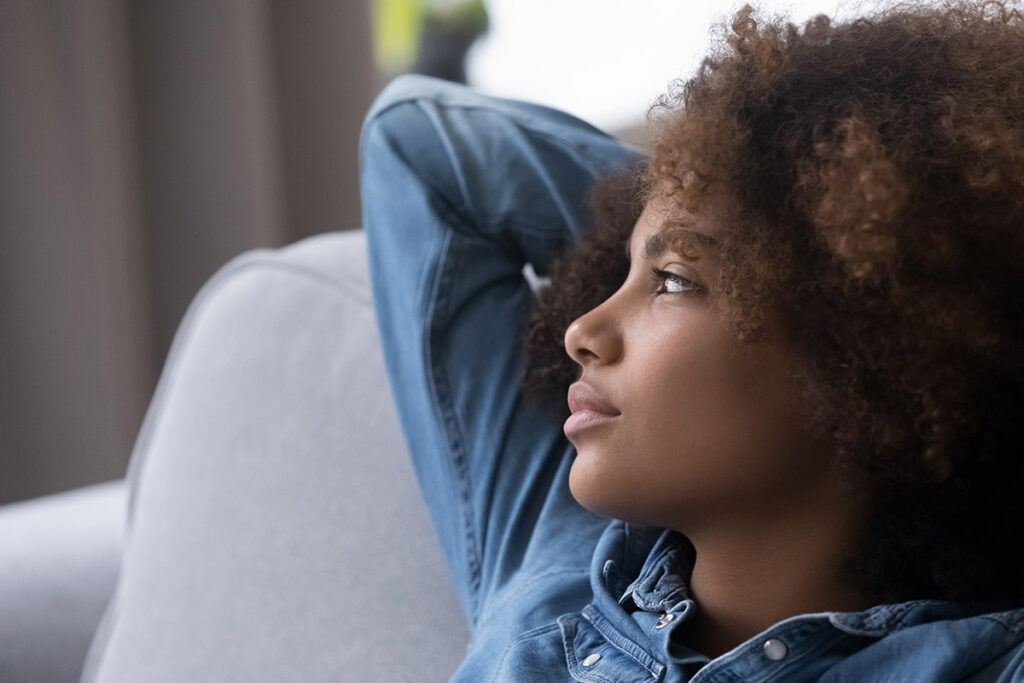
[568,456,648,524]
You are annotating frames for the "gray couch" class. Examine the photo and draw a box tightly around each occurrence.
[0,230,471,682]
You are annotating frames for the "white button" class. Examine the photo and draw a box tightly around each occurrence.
[582,653,602,667]
[655,613,676,629]
[763,639,788,661]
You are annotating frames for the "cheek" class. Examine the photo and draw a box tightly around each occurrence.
[644,339,826,501]
[626,328,749,447]
[569,334,823,523]
[566,336,733,519]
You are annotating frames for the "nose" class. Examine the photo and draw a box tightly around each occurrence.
[564,297,623,368]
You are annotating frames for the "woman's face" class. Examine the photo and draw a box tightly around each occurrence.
[563,198,836,530]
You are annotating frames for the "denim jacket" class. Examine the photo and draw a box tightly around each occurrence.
[360,74,1024,682]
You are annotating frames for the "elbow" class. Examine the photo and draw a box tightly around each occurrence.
[359,74,450,160]
[359,75,464,215]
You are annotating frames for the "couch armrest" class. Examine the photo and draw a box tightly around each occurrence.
[0,480,125,683]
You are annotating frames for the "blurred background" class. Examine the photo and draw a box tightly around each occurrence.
[0,0,869,505]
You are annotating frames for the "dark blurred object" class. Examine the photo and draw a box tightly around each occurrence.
[411,0,488,83]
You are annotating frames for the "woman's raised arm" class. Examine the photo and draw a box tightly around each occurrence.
[359,75,641,626]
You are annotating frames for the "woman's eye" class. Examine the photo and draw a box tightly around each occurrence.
[650,267,701,295]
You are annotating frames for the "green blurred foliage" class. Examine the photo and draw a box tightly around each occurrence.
[372,0,488,72]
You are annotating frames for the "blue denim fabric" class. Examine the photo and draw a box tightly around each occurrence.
[360,74,1024,682]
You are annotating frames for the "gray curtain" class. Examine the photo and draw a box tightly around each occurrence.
[0,0,379,504]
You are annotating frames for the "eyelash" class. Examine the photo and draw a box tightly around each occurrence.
[649,267,702,295]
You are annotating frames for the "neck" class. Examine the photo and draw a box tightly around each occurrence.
[677,467,871,659]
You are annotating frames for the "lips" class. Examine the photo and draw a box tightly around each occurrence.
[564,382,620,440]
[567,382,620,416]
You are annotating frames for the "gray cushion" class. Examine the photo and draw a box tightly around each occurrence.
[0,480,125,683]
[81,230,469,682]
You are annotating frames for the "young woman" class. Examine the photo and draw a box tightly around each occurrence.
[360,2,1024,680]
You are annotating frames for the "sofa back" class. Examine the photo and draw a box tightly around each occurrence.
[80,230,469,682]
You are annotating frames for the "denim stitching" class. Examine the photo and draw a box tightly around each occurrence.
[428,231,483,621]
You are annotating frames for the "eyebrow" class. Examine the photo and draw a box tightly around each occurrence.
[625,229,720,262]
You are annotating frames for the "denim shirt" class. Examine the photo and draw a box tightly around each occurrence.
[359,74,1024,682]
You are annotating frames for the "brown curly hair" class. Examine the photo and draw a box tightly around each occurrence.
[524,0,1024,606]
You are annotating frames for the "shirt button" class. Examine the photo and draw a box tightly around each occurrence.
[582,653,602,667]
[763,639,788,661]
[655,613,676,629]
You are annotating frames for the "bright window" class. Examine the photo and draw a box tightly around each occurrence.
[468,0,890,133]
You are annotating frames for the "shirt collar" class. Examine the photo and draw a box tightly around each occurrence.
[592,522,691,605]
[619,526,693,612]
[592,519,1023,639]
[828,598,1024,637]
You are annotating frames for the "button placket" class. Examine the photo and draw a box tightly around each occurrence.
[571,606,667,681]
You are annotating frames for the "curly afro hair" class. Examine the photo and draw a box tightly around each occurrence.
[523,0,1024,606]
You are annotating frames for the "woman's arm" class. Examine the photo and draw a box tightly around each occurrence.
[360,75,641,626]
